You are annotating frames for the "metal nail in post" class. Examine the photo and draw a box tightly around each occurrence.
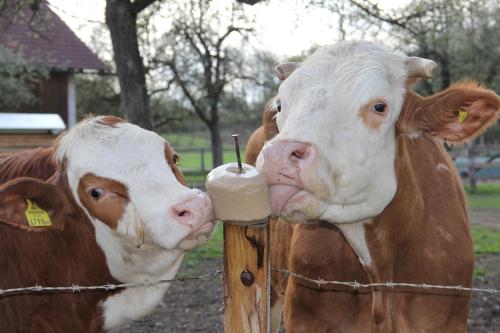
[232,134,243,173]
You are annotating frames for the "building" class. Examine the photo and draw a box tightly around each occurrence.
[0,1,107,128]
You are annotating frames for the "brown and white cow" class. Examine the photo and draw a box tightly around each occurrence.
[0,116,215,332]
[248,41,500,332]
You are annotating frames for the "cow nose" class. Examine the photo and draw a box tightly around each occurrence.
[261,141,314,166]
[170,191,214,229]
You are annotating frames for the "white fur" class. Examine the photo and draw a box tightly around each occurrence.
[55,118,211,328]
[270,41,409,224]
[337,221,373,267]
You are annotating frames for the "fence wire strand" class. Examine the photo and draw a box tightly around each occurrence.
[271,269,500,295]
[0,270,223,297]
[1,268,499,297]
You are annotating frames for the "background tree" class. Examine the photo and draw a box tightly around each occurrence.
[105,0,158,130]
[153,0,254,167]
[338,0,500,144]
[0,45,48,110]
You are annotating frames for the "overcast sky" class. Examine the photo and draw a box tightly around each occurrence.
[48,0,409,59]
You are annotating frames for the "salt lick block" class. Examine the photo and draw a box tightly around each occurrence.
[206,162,271,224]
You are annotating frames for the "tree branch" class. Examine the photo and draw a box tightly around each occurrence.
[148,77,175,96]
[348,0,420,35]
[131,0,157,14]
[166,60,211,125]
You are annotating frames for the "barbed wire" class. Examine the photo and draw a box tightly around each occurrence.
[0,270,223,297]
[271,269,500,295]
[1,268,499,298]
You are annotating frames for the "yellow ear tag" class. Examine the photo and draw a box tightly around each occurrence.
[25,199,52,227]
[457,110,468,123]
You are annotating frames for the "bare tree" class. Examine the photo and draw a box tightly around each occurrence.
[345,0,500,94]
[154,0,254,167]
[102,0,262,132]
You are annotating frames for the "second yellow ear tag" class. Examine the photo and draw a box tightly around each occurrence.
[25,199,52,227]
[457,110,468,123]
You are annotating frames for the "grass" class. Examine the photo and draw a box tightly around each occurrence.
[184,223,224,267]
[471,225,500,278]
[471,225,500,255]
[465,183,500,210]
[163,132,210,148]
[177,149,245,173]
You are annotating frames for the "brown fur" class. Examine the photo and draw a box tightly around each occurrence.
[0,118,189,332]
[247,82,499,332]
[77,173,129,230]
[0,173,119,333]
[0,148,56,184]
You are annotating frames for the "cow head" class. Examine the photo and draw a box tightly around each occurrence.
[55,116,215,252]
[0,117,215,282]
[257,41,500,224]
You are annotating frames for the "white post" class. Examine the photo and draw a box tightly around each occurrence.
[67,73,77,128]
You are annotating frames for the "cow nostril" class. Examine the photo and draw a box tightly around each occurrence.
[292,150,304,159]
[290,146,310,161]
[173,208,193,219]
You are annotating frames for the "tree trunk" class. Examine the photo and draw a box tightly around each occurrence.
[440,55,451,90]
[209,121,224,168]
[105,0,153,130]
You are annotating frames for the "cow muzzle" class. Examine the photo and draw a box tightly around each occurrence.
[257,140,327,221]
[170,190,215,237]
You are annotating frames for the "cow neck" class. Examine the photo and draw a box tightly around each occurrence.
[336,134,436,329]
[91,217,185,283]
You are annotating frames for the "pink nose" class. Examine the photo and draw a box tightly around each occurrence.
[258,141,316,216]
[170,191,214,230]
[258,141,315,184]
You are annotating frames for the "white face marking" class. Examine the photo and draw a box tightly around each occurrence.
[268,41,410,224]
[437,163,449,172]
[56,118,200,251]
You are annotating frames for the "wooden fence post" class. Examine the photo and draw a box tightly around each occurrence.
[223,221,270,333]
[201,148,206,173]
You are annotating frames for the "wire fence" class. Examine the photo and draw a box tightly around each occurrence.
[1,268,499,298]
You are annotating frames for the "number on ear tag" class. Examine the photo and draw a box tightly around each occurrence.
[25,199,52,227]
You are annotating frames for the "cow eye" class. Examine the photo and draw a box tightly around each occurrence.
[276,99,281,112]
[89,188,104,200]
[374,103,386,113]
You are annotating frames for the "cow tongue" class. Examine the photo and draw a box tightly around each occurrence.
[269,185,301,216]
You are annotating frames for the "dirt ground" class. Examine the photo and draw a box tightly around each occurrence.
[115,209,500,333]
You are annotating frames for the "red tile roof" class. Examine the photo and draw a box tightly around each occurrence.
[0,1,107,72]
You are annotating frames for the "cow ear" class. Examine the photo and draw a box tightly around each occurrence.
[414,82,500,144]
[0,178,73,230]
[276,62,301,80]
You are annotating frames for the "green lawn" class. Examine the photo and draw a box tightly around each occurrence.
[471,225,500,277]
[472,225,500,255]
[465,183,500,210]
[163,132,210,148]
[177,149,245,172]
[184,223,224,267]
